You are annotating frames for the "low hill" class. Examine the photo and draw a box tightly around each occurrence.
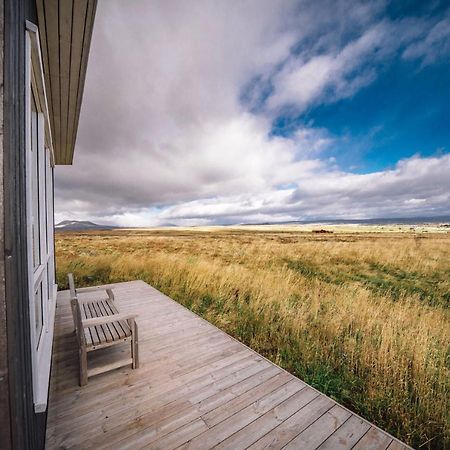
[55,220,115,231]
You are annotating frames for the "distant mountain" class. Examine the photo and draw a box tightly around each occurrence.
[55,220,115,231]
[240,215,450,227]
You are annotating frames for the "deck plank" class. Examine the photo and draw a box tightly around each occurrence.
[46,281,411,450]
[214,387,318,449]
[283,405,351,449]
[247,395,335,450]
[317,414,371,449]
[175,379,305,450]
[353,427,393,450]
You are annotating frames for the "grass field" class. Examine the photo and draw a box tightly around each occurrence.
[55,226,450,449]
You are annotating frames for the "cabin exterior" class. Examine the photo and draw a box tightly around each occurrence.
[0,1,96,448]
[0,2,412,449]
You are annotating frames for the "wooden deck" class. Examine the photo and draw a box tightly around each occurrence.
[46,280,410,449]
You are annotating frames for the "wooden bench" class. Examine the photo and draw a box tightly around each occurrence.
[68,273,139,386]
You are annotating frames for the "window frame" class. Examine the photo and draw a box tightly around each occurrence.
[25,21,57,414]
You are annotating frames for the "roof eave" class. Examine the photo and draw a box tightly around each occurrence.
[36,0,97,165]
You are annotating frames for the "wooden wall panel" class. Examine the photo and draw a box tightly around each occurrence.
[0,0,12,446]
[37,0,97,165]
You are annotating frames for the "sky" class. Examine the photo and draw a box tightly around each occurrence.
[55,0,450,226]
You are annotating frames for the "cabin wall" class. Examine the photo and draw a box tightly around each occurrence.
[0,0,11,447]
[1,0,47,448]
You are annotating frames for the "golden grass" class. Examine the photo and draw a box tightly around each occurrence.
[56,227,450,449]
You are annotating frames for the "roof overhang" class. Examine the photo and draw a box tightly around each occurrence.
[36,0,97,165]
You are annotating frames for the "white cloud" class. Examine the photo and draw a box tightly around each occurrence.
[154,154,450,224]
[267,19,418,112]
[56,153,450,226]
[54,0,450,226]
[402,14,450,66]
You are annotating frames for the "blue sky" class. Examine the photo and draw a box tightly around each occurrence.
[56,0,450,226]
[269,0,450,172]
[275,54,450,173]
[273,56,450,173]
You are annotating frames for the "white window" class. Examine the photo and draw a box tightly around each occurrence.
[25,22,57,413]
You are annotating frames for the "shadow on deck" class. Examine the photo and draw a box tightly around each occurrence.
[46,280,410,449]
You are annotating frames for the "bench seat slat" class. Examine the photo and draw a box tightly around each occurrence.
[101,299,120,340]
[107,299,132,338]
[104,299,129,339]
[97,300,116,341]
[90,302,105,344]
[104,312,121,340]
[85,303,100,345]
[82,303,96,347]
[91,301,109,343]
[106,298,119,314]
[86,302,101,346]
[102,299,132,339]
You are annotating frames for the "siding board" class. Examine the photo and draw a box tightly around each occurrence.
[68,0,96,164]
[58,0,72,165]
[0,0,12,445]
[66,0,88,164]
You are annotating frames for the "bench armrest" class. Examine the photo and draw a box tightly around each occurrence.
[77,288,115,304]
[82,313,137,328]
[77,286,104,293]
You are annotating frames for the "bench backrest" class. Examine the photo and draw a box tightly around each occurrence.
[68,272,77,300]
[68,273,86,346]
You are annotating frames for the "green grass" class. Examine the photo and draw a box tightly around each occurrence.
[286,258,449,307]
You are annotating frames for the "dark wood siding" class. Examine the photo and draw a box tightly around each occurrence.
[0,1,12,447]
[2,0,47,448]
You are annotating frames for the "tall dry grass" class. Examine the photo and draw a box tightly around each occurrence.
[56,229,450,449]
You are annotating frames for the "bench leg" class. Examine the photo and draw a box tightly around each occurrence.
[79,346,88,386]
[131,321,139,369]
